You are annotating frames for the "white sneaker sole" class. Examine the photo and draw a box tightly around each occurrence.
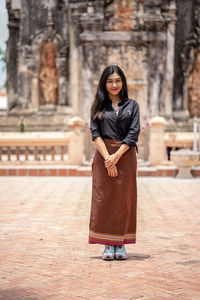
[115,254,128,260]
[102,254,114,260]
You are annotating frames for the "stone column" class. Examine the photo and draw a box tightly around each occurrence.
[149,116,167,165]
[57,50,68,106]
[149,71,160,117]
[162,1,176,118]
[68,10,81,115]
[31,76,39,108]
[165,21,176,117]
[17,63,32,109]
[147,43,164,118]
[6,7,20,111]
[81,45,94,121]
[68,116,84,165]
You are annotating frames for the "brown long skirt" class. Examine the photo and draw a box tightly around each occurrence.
[89,138,137,246]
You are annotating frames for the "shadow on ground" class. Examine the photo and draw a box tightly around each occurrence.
[0,288,40,300]
[90,253,151,260]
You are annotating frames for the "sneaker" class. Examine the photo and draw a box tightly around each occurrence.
[102,245,115,260]
[115,245,128,260]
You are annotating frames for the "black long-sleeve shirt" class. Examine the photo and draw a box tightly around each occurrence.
[90,98,140,150]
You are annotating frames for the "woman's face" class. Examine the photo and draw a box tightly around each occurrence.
[106,72,123,96]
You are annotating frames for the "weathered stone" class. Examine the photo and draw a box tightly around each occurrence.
[68,116,85,165]
[105,0,138,31]
[171,149,200,178]
[4,0,200,162]
[174,0,200,120]
[39,42,58,105]
[188,52,200,117]
[149,116,167,165]
[6,0,68,111]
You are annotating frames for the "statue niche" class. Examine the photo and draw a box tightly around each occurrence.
[39,42,58,105]
[188,52,200,117]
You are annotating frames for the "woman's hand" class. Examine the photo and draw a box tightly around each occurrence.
[107,166,118,178]
[105,153,121,169]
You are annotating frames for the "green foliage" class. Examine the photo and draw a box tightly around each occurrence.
[0,47,6,71]
[0,47,6,89]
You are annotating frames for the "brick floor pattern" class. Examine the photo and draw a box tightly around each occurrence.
[0,177,200,300]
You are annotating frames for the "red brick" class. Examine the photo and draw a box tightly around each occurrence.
[19,169,27,176]
[196,170,200,177]
[137,171,145,176]
[77,170,92,176]
[28,169,38,176]
[49,169,57,176]
[38,169,47,176]
[68,169,77,176]
[150,171,157,176]
[157,169,163,176]
[166,170,173,177]
[0,177,199,299]
[0,169,7,176]
[192,170,200,177]
[58,169,67,176]
[8,169,17,176]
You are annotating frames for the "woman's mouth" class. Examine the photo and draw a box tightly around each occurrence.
[111,88,119,91]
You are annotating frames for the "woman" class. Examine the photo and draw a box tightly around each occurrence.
[89,65,140,260]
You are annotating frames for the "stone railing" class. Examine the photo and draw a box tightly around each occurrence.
[149,116,200,165]
[164,132,193,149]
[0,116,84,165]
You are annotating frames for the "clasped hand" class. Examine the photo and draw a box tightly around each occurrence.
[105,153,121,178]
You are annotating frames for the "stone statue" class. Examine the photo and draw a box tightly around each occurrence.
[39,43,58,105]
[188,52,200,117]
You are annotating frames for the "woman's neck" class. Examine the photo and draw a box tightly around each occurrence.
[108,93,120,103]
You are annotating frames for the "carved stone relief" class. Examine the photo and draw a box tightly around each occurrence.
[39,42,58,105]
[188,51,200,117]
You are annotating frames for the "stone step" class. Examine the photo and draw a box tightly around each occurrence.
[0,165,200,177]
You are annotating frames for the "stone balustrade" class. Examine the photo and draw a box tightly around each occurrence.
[0,116,85,165]
[149,116,200,165]
[164,132,194,148]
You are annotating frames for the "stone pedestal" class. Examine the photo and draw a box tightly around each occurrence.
[149,116,167,165]
[68,116,85,165]
[171,149,200,178]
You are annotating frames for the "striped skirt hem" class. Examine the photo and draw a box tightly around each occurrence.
[89,230,136,246]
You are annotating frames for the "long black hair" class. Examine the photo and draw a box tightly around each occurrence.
[91,65,129,119]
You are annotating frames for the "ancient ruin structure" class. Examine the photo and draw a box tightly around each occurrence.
[2,0,200,160]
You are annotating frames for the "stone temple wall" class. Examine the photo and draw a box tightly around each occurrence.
[173,0,200,121]
[6,0,68,111]
[4,0,200,160]
[73,0,177,124]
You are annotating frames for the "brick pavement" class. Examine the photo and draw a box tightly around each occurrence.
[0,177,200,300]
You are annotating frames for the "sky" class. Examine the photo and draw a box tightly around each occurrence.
[0,0,8,89]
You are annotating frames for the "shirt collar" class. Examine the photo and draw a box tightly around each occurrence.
[107,97,129,107]
[118,98,129,107]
